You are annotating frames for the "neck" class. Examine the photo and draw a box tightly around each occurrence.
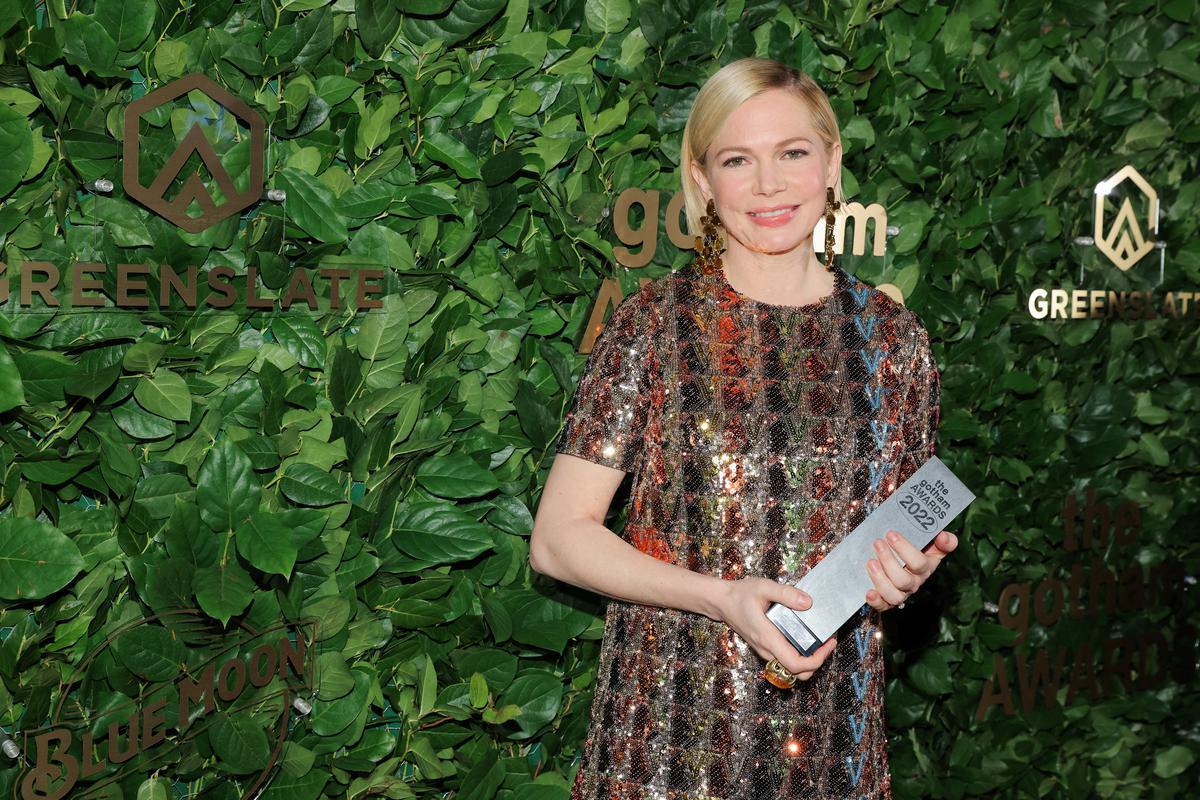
[720,238,837,306]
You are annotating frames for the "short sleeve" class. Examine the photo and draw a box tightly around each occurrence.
[899,325,941,462]
[557,288,661,472]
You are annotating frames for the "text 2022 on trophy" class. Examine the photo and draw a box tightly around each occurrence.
[767,456,977,656]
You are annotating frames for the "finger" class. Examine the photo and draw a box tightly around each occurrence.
[793,637,838,679]
[865,588,891,612]
[872,540,919,592]
[764,629,809,675]
[929,530,959,554]
[766,580,812,612]
[867,559,909,606]
[770,632,834,675]
[884,531,930,576]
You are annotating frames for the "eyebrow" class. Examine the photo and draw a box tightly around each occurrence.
[713,137,815,159]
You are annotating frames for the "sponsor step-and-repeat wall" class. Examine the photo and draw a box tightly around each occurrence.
[0,2,1196,800]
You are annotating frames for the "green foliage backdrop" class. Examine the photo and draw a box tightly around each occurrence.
[0,0,1197,798]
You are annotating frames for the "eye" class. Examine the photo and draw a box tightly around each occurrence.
[783,149,809,159]
[721,155,747,167]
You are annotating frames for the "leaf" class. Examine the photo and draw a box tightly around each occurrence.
[193,560,255,625]
[423,131,482,179]
[0,102,32,198]
[113,401,175,440]
[584,0,631,33]
[197,438,261,532]
[1119,116,1171,151]
[469,672,489,708]
[481,148,525,186]
[0,343,25,413]
[280,463,344,506]
[498,670,562,738]
[508,591,592,653]
[310,668,370,736]
[209,712,271,774]
[1154,745,1195,779]
[0,518,84,600]
[235,510,299,577]
[402,0,507,46]
[355,0,403,56]
[415,452,499,498]
[357,294,410,361]
[907,647,953,695]
[260,769,331,800]
[135,369,192,422]
[276,167,349,243]
[136,778,171,800]
[392,502,495,564]
[458,749,504,800]
[95,0,155,51]
[113,625,188,682]
[61,15,120,76]
[272,316,326,368]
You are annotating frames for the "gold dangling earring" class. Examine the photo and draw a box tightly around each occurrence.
[694,198,725,275]
[823,186,840,274]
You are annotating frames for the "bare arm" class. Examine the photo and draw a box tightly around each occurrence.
[529,452,836,678]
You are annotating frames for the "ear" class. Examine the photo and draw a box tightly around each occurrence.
[826,141,844,198]
[689,160,713,204]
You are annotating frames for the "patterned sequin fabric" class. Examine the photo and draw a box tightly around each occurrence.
[557,256,940,800]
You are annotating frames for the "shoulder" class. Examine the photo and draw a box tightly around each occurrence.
[855,279,929,337]
[846,277,933,362]
[602,268,681,329]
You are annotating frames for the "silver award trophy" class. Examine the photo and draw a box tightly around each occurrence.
[767,456,976,658]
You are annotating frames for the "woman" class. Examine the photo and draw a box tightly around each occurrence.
[530,58,957,800]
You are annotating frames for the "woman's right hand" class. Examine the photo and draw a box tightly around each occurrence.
[713,577,837,681]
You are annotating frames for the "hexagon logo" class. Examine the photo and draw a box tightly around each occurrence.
[1093,165,1158,272]
[123,74,265,233]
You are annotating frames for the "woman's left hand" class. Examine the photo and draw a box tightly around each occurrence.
[864,530,958,611]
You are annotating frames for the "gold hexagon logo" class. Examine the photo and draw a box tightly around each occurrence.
[1093,165,1158,272]
[123,74,265,233]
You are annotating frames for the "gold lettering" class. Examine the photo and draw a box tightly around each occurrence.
[1161,292,1177,318]
[1070,289,1088,319]
[245,266,275,308]
[178,662,216,727]
[356,269,384,310]
[141,697,168,750]
[21,261,60,306]
[320,268,352,309]
[278,634,307,679]
[1050,289,1068,319]
[975,654,1015,720]
[160,265,198,307]
[613,188,659,268]
[117,263,150,308]
[1028,288,1049,319]
[840,202,887,257]
[216,656,247,702]
[71,262,106,307]
[665,191,691,249]
[206,266,237,309]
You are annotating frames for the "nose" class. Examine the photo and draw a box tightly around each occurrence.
[752,160,786,195]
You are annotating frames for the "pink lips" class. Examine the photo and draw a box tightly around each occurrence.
[747,204,800,227]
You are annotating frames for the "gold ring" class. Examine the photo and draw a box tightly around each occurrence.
[763,658,797,689]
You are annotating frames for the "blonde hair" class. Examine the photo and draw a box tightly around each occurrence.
[680,58,842,233]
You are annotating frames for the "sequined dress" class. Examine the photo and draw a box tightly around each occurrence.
[557,258,940,800]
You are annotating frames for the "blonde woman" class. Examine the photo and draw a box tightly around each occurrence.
[531,58,956,800]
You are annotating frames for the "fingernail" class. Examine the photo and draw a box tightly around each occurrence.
[886,530,900,543]
[873,539,885,551]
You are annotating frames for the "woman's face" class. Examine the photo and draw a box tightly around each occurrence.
[690,88,842,257]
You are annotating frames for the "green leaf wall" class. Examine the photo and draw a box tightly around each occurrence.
[0,0,1197,798]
